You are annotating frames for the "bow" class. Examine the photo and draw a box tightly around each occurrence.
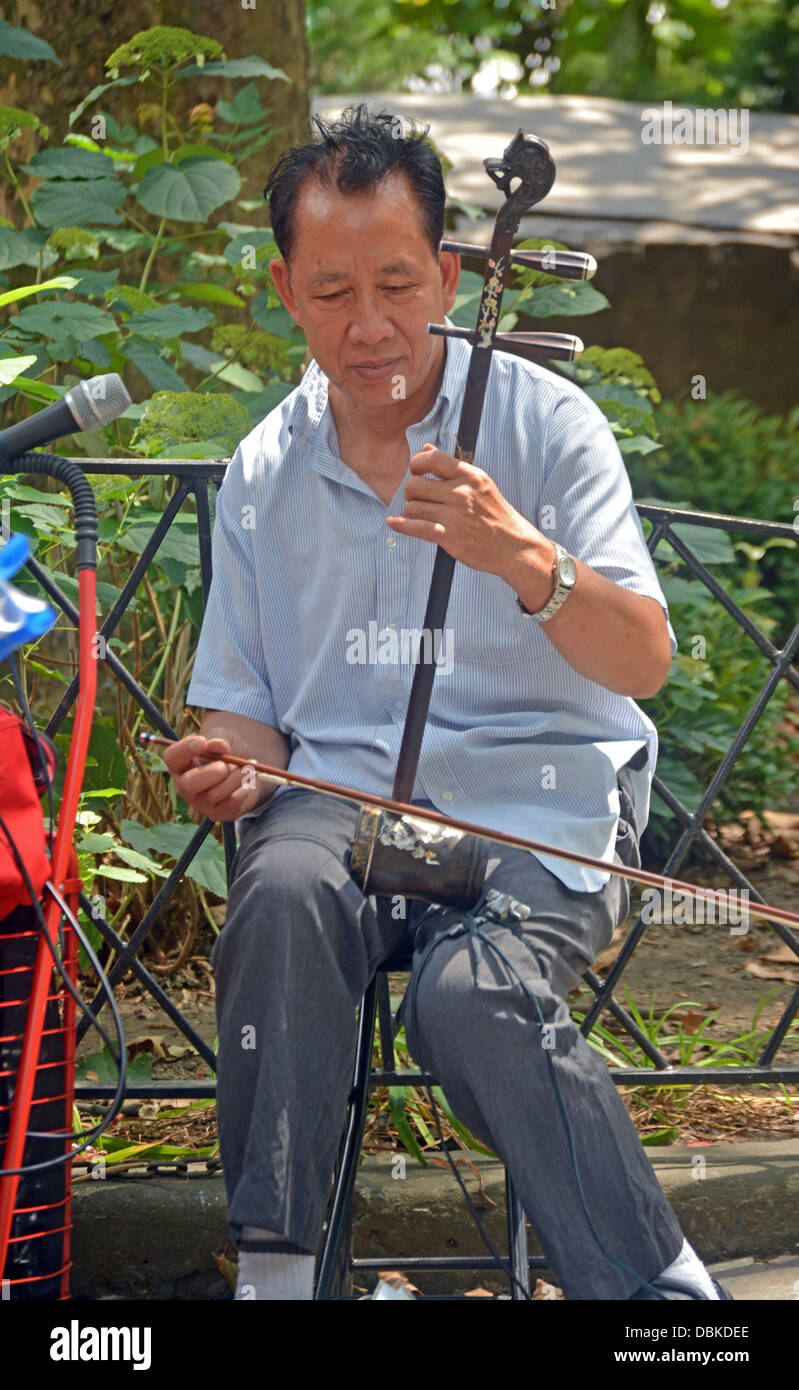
[140,735,799,934]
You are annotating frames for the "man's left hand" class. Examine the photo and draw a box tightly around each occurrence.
[386,444,553,587]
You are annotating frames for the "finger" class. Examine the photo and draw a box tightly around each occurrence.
[164,736,209,777]
[202,765,253,807]
[409,446,461,479]
[402,500,454,524]
[178,759,237,797]
[386,515,447,543]
[403,473,458,502]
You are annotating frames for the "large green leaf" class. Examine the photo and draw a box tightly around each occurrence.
[121,819,228,898]
[137,159,240,222]
[124,304,213,339]
[22,146,118,180]
[0,17,60,63]
[115,523,200,569]
[31,177,126,228]
[11,298,117,343]
[521,281,609,318]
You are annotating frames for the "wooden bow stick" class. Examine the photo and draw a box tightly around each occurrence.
[140,734,799,933]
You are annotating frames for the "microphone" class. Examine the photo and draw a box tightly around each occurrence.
[0,373,132,464]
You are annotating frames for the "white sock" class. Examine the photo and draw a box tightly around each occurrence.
[234,1226,315,1301]
[657,1237,719,1299]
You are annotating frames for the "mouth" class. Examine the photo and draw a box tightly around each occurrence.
[350,357,401,383]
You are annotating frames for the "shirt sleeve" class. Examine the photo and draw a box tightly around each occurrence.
[185,447,281,726]
[537,390,678,656]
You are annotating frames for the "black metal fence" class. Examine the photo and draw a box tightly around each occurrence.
[14,459,799,1103]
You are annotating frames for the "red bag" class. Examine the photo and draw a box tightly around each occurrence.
[0,707,55,918]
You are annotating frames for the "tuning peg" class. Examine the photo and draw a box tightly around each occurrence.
[440,239,597,282]
[428,323,584,363]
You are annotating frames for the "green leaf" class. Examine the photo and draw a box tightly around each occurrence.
[11,298,117,343]
[31,177,126,228]
[112,845,169,877]
[137,159,240,222]
[179,57,289,80]
[223,230,276,266]
[388,1087,428,1165]
[215,83,270,126]
[67,76,138,128]
[524,281,609,318]
[124,304,213,338]
[641,1127,679,1146]
[0,275,79,308]
[0,226,52,271]
[22,146,118,180]
[76,832,116,853]
[173,281,245,308]
[0,354,37,385]
[172,143,233,165]
[619,435,662,456]
[0,18,60,64]
[120,819,227,898]
[124,336,188,392]
[94,864,148,883]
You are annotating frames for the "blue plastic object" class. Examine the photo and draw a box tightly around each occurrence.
[0,533,57,662]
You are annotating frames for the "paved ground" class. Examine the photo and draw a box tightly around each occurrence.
[311,92,799,244]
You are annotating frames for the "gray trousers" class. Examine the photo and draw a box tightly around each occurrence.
[211,773,686,1299]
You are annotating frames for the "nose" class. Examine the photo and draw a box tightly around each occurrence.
[347,288,394,347]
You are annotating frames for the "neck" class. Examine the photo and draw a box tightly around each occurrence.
[327,339,446,448]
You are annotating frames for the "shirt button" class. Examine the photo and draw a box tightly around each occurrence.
[385,535,397,548]
[441,791,453,802]
[387,620,397,629]
[394,700,404,711]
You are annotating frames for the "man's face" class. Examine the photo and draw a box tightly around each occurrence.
[269,169,459,411]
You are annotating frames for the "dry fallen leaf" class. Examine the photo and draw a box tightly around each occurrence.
[744,960,799,982]
[531,1278,564,1300]
[464,1286,495,1297]
[127,1033,169,1060]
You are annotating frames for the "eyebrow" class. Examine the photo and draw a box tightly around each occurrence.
[307,260,419,289]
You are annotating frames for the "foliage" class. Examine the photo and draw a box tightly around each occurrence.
[306,0,799,112]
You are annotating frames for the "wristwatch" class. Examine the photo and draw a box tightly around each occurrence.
[516,542,578,622]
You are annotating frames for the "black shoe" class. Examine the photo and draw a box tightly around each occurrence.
[630,1275,734,1300]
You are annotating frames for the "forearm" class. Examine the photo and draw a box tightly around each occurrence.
[501,541,673,699]
[198,710,291,807]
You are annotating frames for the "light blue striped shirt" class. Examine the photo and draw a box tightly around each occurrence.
[186,329,677,892]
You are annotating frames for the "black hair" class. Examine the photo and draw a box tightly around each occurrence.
[264,103,445,263]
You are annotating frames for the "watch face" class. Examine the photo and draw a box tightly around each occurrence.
[559,552,578,587]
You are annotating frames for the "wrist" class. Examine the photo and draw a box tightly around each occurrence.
[500,532,558,612]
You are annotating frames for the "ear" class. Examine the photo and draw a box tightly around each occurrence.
[269,259,303,326]
[438,249,460,316]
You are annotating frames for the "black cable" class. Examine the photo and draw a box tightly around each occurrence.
[407,900,672,1301]
[0,812,127,1175]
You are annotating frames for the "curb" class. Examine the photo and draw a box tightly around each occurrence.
[68,1140,799,1299]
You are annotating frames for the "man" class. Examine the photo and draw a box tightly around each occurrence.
[165,105,728,1301]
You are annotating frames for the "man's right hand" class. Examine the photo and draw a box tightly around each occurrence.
[163,734,264,823]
